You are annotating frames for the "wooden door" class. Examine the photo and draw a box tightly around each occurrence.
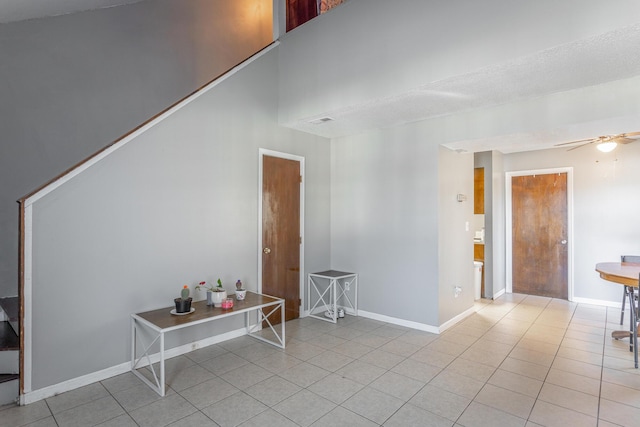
[262,155,300,323]
[512,173,568,299]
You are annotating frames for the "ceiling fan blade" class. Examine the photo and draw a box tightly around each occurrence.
[554,138,595,147]
[621,131,640,137]
[567,141,593,151]
[614,136,635,144]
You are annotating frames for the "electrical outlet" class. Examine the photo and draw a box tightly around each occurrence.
[454,286,462,298]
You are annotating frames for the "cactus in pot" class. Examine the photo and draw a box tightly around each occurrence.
[235,279,247,300]
[174,285,193,314]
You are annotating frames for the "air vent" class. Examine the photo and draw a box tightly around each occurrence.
[308,117,334,125]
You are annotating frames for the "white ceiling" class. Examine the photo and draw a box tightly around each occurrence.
[3,1,640,154]
[289,23,640,153]
[0,0,142,23]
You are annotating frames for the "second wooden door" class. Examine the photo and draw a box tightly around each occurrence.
[511,172,568,299]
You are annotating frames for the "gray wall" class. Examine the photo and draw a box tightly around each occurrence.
[330,122,474,327]
[29,47,331,390]
[504,143,640,303]
[490,151,506,297]
[474,151,506,298]
[0,0,273,296]
[438,147,474,324]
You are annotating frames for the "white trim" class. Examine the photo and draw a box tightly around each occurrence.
[357,310,440,334]
[19,45,279,403]
[505,167,574,300]
[438,306,477,333]
[20,327,246,405]
[22,43,279,209]
[572,297,622,308]
[22,204,33,397]
[493,288,506,299]
[257,149,305,315]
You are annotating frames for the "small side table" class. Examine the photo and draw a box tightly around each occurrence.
[308,270,358,323]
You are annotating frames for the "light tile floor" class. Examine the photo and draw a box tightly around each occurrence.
[2,293,640,426]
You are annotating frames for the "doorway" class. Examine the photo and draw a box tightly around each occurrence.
[506,168,573,300]
[258,149,304,322]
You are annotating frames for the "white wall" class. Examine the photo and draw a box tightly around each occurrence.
[27,48,331,391]
[504,143,640,303]
[474,151,506,298]
[438,147,474,324]
[0,0,273,297]
[490,151,506,297]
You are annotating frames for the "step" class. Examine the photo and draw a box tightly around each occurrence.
[0,350,18,374]
[0,297,18,322]
[0,322,18,351]
[0,376,18,406]
[0,297,18,337]
[0,374,18,384]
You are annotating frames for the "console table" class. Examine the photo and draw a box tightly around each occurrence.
[308,270,358,323]
[131,291,285,396]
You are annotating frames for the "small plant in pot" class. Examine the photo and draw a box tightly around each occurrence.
[174,285,193,313]
[235,279,247,300]
[197,279,227,307]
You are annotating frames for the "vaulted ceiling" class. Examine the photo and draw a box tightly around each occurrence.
[0,0,141,23]
[5,1,640,153]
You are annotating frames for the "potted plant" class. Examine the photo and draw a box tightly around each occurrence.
[174,285,193,313]
[197,279,227,307]
[235,279,247,300]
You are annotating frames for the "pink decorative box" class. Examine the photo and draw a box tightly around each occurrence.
[221,298,234,309]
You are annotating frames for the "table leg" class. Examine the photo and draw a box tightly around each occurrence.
[130,320,165,396]
[246,303,286,348]
[630,286,638,368]
[159,332,165,396]
[331,278,337,322]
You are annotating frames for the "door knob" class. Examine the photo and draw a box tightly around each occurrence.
[263,247,271,254]
[561,240,567,245]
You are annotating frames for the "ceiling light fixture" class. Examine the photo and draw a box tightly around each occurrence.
[596,141,617,153]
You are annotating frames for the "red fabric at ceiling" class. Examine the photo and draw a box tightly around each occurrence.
[286,0,318,32]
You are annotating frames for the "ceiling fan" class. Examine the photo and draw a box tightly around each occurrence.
[555,132,640,152]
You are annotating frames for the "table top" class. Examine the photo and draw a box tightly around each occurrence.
[596,262,640,288]
[132,291,283,330]
[310,270,356,278]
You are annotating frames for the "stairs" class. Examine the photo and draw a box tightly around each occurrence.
[0,297,19,405]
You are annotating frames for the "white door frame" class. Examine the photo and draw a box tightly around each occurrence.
[257,148,305,313]
[505,167,574,301]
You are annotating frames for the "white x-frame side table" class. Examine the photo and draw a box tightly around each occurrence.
[307,270,358,323]
[131,292,285,396]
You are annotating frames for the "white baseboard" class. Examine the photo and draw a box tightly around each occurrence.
[438,306,477,333]
[357,310,440,334]
[20,327,246,406]
[493,288,506,299]
[571,296,621,308]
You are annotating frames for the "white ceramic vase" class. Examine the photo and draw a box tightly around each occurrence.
[210,290,227,307]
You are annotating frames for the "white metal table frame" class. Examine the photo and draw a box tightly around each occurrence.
[307,270,358,323]
[131,292,285,396]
